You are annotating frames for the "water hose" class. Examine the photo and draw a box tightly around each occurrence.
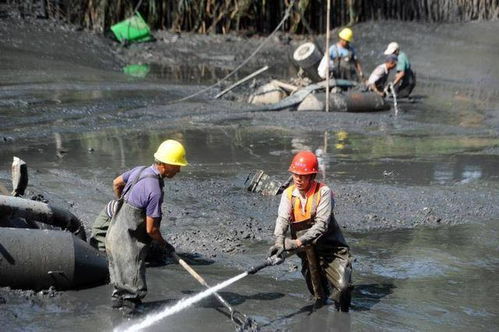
[171,253,257,330]
[247,249,298,274]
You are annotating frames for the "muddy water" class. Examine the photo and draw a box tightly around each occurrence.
[1,18,499,331]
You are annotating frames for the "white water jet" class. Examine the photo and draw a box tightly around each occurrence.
[117,271,249,332]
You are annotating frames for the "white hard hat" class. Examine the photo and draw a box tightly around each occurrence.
[384,42,400,55]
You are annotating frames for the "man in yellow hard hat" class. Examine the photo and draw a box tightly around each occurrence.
[102,139,188,313]
[317,27,364,82]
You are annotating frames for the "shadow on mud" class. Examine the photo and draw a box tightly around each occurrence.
[147,252,216,267]
[181,290,285,308]
[351,283,396,311]
[259,302,353,331]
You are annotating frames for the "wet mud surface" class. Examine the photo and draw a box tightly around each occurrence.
[1,16,498,331]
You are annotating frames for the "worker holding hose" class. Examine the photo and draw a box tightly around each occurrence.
[268,151,353,311]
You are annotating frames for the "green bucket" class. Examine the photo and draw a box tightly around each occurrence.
[111,12,152,43]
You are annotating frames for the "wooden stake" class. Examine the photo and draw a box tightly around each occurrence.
[325,0,331,112]
[270,80,298,93]
[214,66,269,99]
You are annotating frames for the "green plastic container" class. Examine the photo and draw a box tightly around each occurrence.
[111,12,152,43]
[123,64,150,78]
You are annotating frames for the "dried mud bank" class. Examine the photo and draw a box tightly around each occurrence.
[139,177,499,259]
[0,17,121,73]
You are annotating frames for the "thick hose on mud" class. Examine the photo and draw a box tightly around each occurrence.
[0,195,86,241]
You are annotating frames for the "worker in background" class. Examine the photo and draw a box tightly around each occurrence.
[89,202,114,252]
[317,27,364,82]
[367,54,398,97]
[268,151,353,311]
[105,139,188,314]
[384,42,416,98]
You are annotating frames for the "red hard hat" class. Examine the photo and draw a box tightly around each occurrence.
[288,151,319,175]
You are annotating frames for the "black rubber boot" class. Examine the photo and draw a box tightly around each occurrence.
[111,297,123,309]
[122,298,142,315]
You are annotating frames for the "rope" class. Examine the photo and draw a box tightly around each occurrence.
[164,0,297,105]
[133,0,144,14]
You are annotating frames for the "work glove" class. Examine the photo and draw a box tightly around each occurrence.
[284,238,302,250]
[267,235,284,258]
[163,241,175,256]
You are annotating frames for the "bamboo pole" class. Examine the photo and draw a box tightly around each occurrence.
[325,0,331,112]
[214,66,269,99]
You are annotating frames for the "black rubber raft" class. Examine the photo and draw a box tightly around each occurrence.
[0,195,109,290]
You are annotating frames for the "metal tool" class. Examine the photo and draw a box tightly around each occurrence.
[247,249,298,275]
[172,253,257,330]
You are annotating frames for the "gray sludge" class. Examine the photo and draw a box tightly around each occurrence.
[0,228,108,290]
[0,195,86,241]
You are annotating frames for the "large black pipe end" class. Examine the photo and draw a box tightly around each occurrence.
[0,228,108,290]
[73,237,109,289]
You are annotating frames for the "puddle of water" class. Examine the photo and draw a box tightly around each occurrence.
[146,62,297,85]
[349,220,499,331]
[2,127,497,187]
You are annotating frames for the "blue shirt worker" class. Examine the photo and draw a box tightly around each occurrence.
[105,139,188,313]
[317,27,364,82]
[384,42,416,98]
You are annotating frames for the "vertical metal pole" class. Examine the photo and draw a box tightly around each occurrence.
[322,130,328,182]
[325,0,331,112]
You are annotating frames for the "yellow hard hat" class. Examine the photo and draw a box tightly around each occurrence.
[336,130,349,141]
[338,28,353,42]
[154,139,188,166]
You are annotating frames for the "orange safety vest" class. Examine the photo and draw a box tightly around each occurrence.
[284,181,324,232]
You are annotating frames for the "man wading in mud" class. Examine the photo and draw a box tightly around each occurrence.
[268,151,353,311]
[105,139,188,313]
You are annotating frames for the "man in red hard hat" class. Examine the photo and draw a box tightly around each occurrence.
[268,151,353,311]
